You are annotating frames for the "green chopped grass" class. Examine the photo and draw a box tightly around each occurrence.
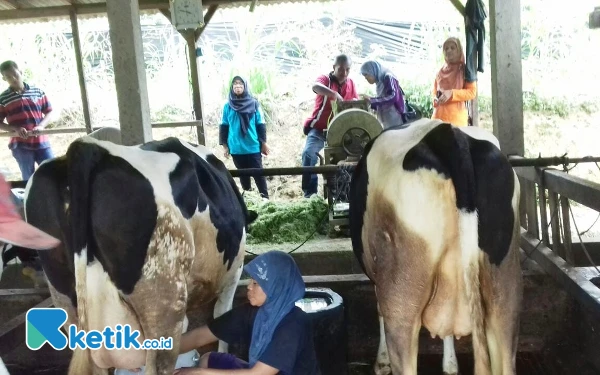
[244,191,329,244]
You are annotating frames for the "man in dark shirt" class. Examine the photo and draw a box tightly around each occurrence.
[174,252,321,375]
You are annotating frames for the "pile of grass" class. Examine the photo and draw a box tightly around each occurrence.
[244,192,329,244]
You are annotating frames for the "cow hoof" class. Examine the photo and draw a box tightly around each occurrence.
[374,363,392,375]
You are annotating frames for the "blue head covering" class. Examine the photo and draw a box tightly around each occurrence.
[360,60,396,98]
[228,76,258,136]
[244,251,305,366]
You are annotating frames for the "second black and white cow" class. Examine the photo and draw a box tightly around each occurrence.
[349,119,523,375]
[24,136,257,375]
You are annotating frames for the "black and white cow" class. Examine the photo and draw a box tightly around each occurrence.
[24,136,257,375]
[349,119,523,375]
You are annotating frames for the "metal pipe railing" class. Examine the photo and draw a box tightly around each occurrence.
[6,155,600,187]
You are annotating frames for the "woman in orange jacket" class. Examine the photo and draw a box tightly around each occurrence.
[432,37,477,127]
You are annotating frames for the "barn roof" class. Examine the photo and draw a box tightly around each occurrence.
[0,0,335,24]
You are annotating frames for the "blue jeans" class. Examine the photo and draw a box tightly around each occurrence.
[301,128,325,197]
[11,147,54,181]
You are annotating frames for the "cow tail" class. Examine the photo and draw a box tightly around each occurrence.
[435,125,490,374]
[68,347,95,375]
[461,211,491,375]
[407,123,493,373]
[65,140,104,375]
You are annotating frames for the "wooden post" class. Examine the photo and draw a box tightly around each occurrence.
[183,31,206,146]
[168,6,219,146]
[489,0,525,156]
[538,168,550,246]
[560,196,574,264]
[548,192,563,257]
[69,9,92,134]
[106,0,153,146]
[448,0,466,16]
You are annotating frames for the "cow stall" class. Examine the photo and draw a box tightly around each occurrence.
[2,143,600,374]
[1,1,600,374]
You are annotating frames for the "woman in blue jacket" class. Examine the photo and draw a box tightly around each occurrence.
[220,76,270,199]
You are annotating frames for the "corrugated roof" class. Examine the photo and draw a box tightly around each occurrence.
[0,0,335,24]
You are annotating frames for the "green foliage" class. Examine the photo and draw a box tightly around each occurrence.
[245,193,329,244]
[402,81,435,119]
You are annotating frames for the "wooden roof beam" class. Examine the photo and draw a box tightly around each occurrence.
[0,0,168,21]
[195,4,219,41]
[3,0,20,9]
[448,0,466,17]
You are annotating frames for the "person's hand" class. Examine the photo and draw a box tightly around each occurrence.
[31,126,42,136]
[331,92,344,102]
[361,94,371,102]
[222,145,230,159]
[17,127,28,139]
[261,142,270,156]
[437,90,453,105]
[173,368,203,374]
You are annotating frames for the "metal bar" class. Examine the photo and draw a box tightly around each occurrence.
[224,155,600,177]
[151,121,203,129]
[0,127,88,137]
[508,155,600,167]
[7,154,600,184]
[0,122,203,137]
[229,166,341,177]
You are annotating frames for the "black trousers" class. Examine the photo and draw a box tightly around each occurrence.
[231,152,269,199]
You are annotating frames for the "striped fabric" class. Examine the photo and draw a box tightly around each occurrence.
[0,83,52,150]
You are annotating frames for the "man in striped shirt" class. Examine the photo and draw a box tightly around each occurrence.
[0,61,55,181]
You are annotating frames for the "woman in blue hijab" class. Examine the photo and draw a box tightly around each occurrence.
[220,76,270,200]
[174,251,321,375]
[360,60,407,129]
